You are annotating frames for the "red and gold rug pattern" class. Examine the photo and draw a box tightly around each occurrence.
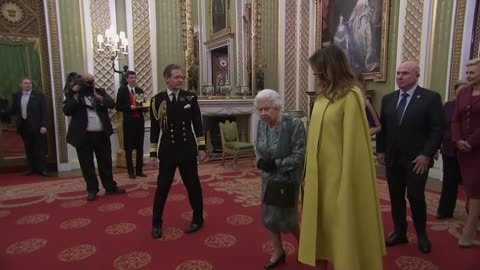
[0,160,479,270]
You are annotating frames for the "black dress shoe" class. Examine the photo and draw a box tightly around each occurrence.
[385,233,408,246]
[184,223,203,233]
[136,172,147,177]
[418,234,431,253]
[106,187,126,194]
[128,173,136,179]
[151,227,162,239]
[39,170,50,177]
[87,192,97,201]
[264,252,286,269]
[23,170,34,176]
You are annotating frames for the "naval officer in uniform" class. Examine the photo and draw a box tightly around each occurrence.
[150,64,207,239]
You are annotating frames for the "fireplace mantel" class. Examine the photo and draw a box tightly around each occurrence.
[199,99,258,145]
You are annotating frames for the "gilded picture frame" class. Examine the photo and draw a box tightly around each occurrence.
[210,0,230,40]
[316,0,389,81]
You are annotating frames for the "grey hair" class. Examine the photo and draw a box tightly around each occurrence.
[253,89,283,110]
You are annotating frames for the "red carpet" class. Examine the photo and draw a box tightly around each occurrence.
[1,128,25,157]
[0,160,479,270]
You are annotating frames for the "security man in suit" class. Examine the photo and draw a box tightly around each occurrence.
[376,61,444,253]
[115,71,148,179]
[6,77,49,176]
[150,64,207,239]
[63,73,126,201]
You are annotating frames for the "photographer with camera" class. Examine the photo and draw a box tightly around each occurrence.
[63,73,126,201]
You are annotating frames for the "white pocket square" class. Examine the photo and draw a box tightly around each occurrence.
[184,104,191,109]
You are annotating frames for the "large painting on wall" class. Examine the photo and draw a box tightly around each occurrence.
[319,0,389,80]
[210,0,230,39]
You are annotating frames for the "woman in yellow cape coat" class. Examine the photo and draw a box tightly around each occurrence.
[298,46,385,270]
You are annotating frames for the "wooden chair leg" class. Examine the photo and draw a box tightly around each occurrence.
[221,151,225,166]
[233,152,239,169]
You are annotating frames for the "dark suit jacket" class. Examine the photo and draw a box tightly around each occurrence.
[149,90,205,161]
[376,86,444,166]
[63,88,115,148]
[115,85,146,122]
[440,101,456,157]
[8,90,47,133]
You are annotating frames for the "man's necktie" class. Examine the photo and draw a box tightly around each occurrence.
[21,92,29,119]
[131,89,135,96]
[396,92,409,125]
[170,92,176,103]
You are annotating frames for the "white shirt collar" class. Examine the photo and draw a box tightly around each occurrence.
[166,88,178,97]
[22,90,32,95]
[399,84,417,96]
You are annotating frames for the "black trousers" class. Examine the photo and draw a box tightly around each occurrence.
[386,156,429,236]
[75,132,118,193]
[19,120,47,172]
[152,158,203,228]
[437,155,461,217]
[124,118,144,174]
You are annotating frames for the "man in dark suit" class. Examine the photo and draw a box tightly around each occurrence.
[7,77,48,176]
[115,71,147,179]
[63,73,126,201]
[376,61,444,253]
[150,64,207,239]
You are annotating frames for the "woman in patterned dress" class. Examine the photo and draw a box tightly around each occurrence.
[254,89,306,269]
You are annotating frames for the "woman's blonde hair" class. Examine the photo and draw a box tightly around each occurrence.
[309,46,356,100]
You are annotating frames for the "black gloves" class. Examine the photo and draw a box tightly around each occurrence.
[257,158,277,172]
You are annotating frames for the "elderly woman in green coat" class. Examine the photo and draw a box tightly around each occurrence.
[254,89,306,270]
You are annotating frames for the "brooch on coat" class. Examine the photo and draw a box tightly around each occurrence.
[185,96,194,101]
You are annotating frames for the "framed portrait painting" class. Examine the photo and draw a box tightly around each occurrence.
[316,0,390,80]
[210,0,230,39]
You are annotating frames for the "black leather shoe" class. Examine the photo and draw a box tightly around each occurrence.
[39,170,50,177]
[87,192,97,201]
[136,172,147,177]
[385,233,408,246]
[106,187,126,194]
[23,170,34,176]
[128,173,136,179]
[264,252,286,269]
[184,223,203,233]
[418,234,431,253]
[151,227,162,239]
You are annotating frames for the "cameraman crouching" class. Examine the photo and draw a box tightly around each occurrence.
[63,73,126,201]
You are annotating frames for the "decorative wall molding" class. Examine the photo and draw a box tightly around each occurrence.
[283,0,297,112]
[46,0,67,163]
[401,0,424,63]
[132,0,153,109]
[447,0,467,101]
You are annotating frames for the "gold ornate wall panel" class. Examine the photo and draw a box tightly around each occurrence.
[46,0,67,162]
[402,0,424,62]
[0,0,39,36]
[283,0,297,111]
[90,0,115,121]
[299,0,309,114]
[132,0,153,110]
[447,0,467,101]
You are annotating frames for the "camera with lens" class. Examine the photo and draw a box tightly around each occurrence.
[64,72,95,97]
